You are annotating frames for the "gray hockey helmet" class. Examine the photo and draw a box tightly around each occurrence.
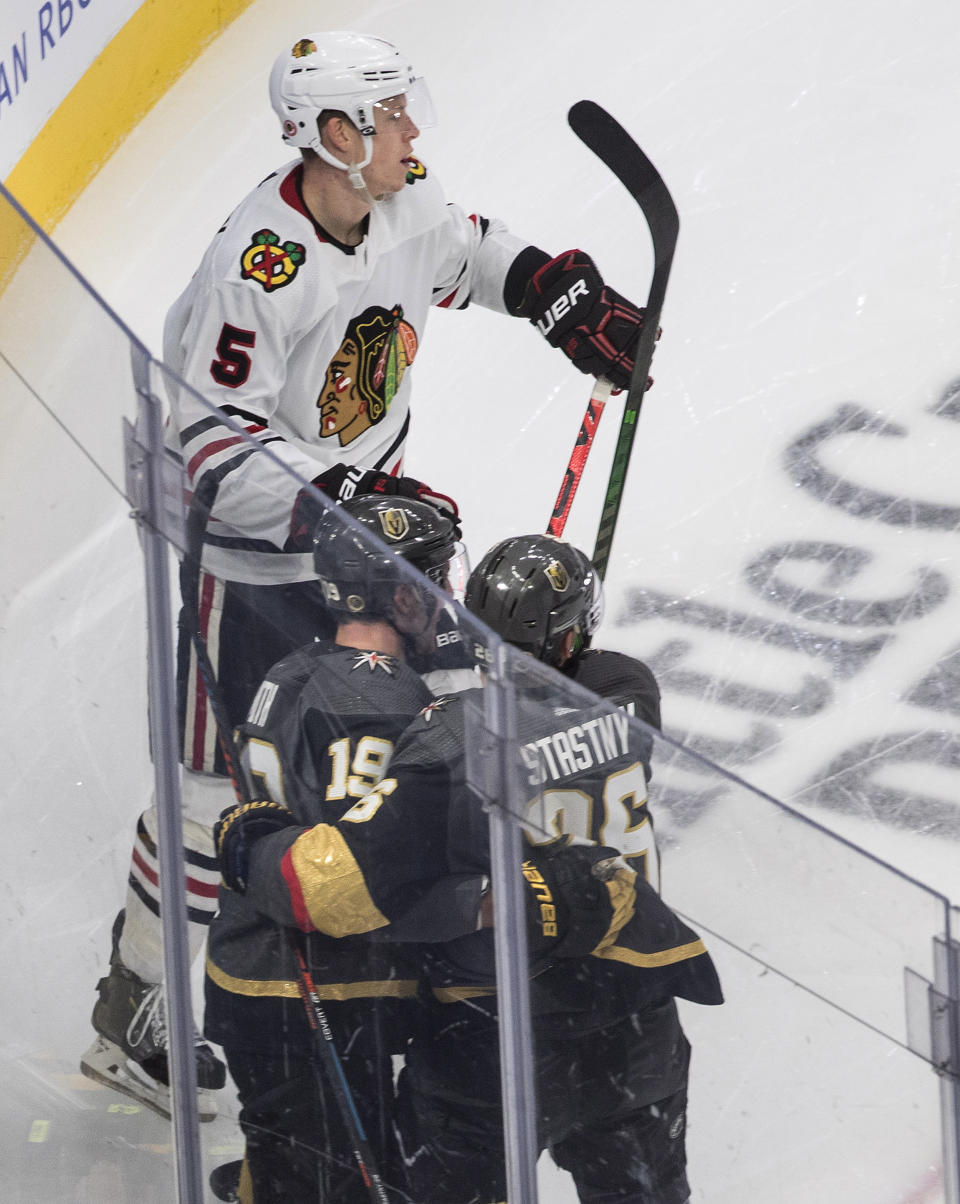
[464,534,603,665]
[312,494,459,620]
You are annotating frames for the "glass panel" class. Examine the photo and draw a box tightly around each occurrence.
[162,437,493,1204]
[462,640,951,1203]
[0,188,195,1199]
[0,193,143,496]
[1,173,954,1202]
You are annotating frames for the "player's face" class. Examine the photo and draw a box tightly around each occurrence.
[363,94,420,198]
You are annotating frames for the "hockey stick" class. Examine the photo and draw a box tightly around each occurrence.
[182,479,392,1204]
[547,377,612,537]
[563,100,680,577]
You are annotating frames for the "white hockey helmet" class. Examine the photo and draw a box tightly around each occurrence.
[269,32,434,180]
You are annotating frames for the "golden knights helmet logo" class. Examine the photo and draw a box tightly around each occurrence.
[378,508,411,541]
[543,558,570,593]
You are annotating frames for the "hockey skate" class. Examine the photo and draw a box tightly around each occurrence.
[209,1158,243,1201]
[80,925,225,1122]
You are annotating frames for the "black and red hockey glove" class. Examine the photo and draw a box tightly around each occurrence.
[214,800,300,894]
[287,464,460,552]
[524,249,648,392]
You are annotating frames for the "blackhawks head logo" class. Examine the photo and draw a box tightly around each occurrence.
[318,304,418,446]
[240,229,305,291]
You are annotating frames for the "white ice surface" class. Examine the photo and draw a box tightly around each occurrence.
[2,0,959,1199]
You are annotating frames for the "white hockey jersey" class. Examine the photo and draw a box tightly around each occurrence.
[163,157,530,584]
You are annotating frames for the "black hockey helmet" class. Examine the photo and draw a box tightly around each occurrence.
[312,494,460,620]
[464,534,603,666]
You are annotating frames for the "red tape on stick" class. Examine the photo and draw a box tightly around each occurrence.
[548,378,612,537]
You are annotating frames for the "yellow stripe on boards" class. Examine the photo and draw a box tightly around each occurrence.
[1,0,255,287]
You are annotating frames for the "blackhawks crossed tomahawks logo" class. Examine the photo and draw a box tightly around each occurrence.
[240,229,305,291]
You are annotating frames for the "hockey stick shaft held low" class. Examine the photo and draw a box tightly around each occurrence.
[183,480,392,1204]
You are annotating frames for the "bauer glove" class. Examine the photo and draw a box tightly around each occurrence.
[524,249,648,392]
[523,843,636,961]
[214,800,300,894]
[287,465,460,552]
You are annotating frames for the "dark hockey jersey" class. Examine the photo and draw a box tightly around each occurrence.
[245,653,720,1019]
[569,647,661,738]
[204,639,438,1049]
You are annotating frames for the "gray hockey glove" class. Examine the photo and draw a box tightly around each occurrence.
[214,801,300,894]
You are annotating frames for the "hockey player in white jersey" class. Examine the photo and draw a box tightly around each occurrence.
[82,29,651,1118]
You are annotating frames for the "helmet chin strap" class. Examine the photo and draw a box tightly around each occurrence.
[314,137,378,205]
[347,163,378,207]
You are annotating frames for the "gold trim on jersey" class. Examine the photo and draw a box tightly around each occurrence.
[238,1157,254,1204]
[431,984,498,1002]
[592,937,709,969]
[206,954,418,1000]
[585,868,709,967]
[290,825,391,937]
[589,869,638,956]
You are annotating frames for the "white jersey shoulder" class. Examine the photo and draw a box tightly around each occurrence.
[161,159,528,584]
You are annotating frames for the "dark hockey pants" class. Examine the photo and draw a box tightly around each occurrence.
[221,998,411,1204]
[397,998,691,1204]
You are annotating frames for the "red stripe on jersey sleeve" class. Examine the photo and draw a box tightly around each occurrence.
[281,847,316,932]
[186,434,247,481]
[134,841,217,899]
[132,847,158,887]
[185,873,220,900]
